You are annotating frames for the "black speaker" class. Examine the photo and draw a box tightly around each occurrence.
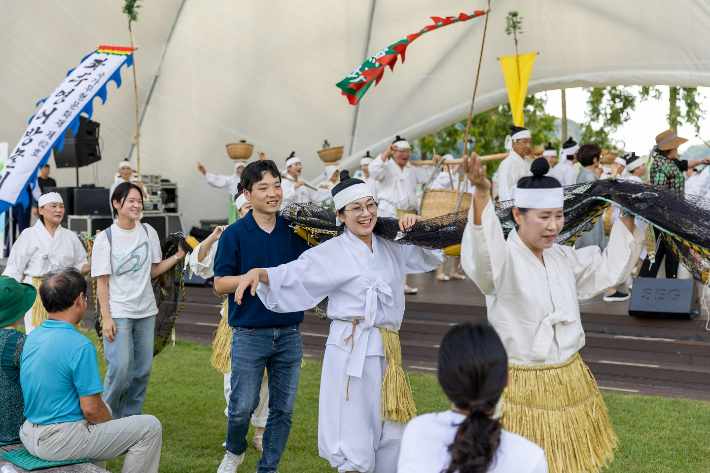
[628,278,701,319]
[73,187,111,216]
[53,116,101,168]
[45,186,75,225]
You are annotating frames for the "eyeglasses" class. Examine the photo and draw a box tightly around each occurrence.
[344,202,378,217]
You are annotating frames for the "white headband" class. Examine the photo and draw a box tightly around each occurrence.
[512,129,531,141]
[324,164,339,178]
[510,186,564,209]
[560,144,579,159]
[504,130,531,151]
[543,150,557,157]
[235,193,249,211]
[393,140,411,149]
[626,157,645,172]
[360,157,373,166]
[234,162,246,171]
[118,160,132,170]
[614,157,627,167]
[333,183,373,210]
[38,192,63,208]
[285,156,301,168]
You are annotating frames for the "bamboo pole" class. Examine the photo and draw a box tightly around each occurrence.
[129,25,141,178]
[461,7,491,158]
[283,175,319,191]
[410,152,509,166]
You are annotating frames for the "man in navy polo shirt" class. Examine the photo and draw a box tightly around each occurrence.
[214,159,309,473]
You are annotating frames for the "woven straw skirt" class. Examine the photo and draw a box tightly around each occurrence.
[501,352,616,473]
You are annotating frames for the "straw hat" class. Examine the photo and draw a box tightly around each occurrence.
[654,129,687,151]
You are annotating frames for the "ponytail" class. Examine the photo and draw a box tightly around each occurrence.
[438,322,508,473]
[446,405,502,473]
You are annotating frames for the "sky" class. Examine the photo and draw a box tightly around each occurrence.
[542,86,710,156]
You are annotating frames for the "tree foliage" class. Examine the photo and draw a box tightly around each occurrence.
[414,95,557,178]
[504,11,524,45]
[638,86,704,133]
[123,0,142,27]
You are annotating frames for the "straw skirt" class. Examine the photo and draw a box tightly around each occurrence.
[501,352,616,473]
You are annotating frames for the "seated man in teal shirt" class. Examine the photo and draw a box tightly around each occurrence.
[19,268,163,473]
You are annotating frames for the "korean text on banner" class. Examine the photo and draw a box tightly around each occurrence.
[0,47,133,214]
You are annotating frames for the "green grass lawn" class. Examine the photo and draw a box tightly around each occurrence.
[78,334,710,473]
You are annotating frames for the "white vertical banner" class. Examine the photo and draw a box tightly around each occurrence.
[0,46,133,213]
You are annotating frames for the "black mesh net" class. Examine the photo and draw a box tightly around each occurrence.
[281,180,710,283]
[92,233,190,357]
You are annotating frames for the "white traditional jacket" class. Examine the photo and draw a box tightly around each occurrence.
[496,150,532,201]
[280,176,331,209]
[461,200,644,365]
[203,162,242,198]
[3,221,88,284]
[548,159,578,187]
[257,229,442,377]
[367,156,435,216]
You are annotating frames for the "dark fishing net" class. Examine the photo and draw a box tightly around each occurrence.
[92,233,190,357]
[151,234,191,356]
[281,180,710,283]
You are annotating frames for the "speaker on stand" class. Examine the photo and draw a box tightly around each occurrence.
[53,115,101,186]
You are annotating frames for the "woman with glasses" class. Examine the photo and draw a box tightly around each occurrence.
[234,170,443,473]
[3,192,90,333]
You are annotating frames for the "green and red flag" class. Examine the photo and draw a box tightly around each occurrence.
[336,11,486,105]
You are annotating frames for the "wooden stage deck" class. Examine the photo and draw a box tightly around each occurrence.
[3,250,704,403]
[80,271,710,402]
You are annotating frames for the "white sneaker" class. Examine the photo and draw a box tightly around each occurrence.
[217,451,244,473]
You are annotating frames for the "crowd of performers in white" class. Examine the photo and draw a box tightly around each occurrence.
[2,127,706,473]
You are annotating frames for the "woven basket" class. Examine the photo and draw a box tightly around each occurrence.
[420,189,472,220]
[601,150,618,166]
[603,206,614,236]
[318,146,344,163]
[226,142,254,161]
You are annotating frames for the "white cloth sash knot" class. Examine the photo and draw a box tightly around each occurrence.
[345,278,394,378]
[529,309,576,362]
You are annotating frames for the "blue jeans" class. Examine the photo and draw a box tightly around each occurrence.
[103,315,156,419]
[227,324,303,473]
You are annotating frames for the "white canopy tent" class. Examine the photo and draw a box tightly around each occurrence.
[1,0,708,230]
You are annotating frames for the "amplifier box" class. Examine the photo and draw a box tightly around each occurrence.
[628,278,700,319]
[73,187,111,216]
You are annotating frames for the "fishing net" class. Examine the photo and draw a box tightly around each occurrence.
[281,180,710,283]
[90,233,191,358]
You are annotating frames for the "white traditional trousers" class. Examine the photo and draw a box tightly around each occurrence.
[319,344,405,473]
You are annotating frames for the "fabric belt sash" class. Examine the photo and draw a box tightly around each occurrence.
[344,279,394,379]
[529,309,576,363]
[342,318,416,423]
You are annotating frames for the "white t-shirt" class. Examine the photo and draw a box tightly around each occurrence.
[91,223,162,318]
[398,410,547,473]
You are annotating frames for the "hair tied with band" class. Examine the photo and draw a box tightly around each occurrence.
[530,157,550,177]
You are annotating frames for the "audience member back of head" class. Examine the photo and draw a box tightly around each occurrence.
[397,321,547,473]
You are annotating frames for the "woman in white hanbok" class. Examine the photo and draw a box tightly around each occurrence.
[460,156,644,473]
[188,193,270,451]
[3,192,90,333]
[235,171,442,473]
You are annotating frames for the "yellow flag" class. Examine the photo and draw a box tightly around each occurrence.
[500,52,537,127]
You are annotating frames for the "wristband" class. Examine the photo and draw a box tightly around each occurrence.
[174,254,179,261]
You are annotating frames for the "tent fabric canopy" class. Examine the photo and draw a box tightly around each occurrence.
[1,0,708,230]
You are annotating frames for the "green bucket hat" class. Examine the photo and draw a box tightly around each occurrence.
[0,276,37,328]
